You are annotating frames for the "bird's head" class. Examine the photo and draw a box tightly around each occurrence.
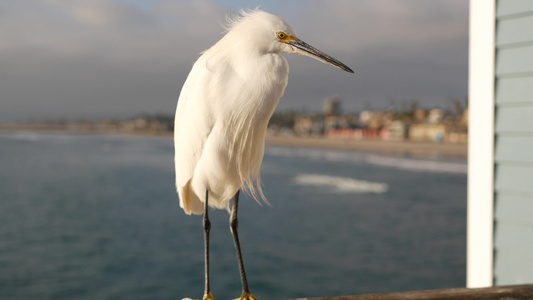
[226,10,354,73]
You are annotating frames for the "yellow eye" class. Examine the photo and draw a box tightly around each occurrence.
[277,32,286,39]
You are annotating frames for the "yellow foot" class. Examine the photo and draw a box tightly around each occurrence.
[233,291,260,300]
[202,292,215,300]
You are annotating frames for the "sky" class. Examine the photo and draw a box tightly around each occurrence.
[0,0,469,122]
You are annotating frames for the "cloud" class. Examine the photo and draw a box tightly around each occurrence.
[43,0,149,27]
[277,0,468,111]
[0,0,225,60]
[0,0,468,122]
[295,0,467,53]
[0,0,227,121]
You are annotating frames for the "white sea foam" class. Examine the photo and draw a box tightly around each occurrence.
[293,174,388,194]
[365,155,467,174]
[3,131,43,141]
[266,146,466,174]
[1,131,76,142]
[266,146,327,159]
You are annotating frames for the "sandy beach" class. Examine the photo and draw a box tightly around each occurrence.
[265,135,467,159]
[0,126,467,159]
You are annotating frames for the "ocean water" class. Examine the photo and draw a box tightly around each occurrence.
[0,132,467,300]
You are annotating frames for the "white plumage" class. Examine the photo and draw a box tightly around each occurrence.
[174,10,352,215]
[173,10,353,299]
[174,11,290,214]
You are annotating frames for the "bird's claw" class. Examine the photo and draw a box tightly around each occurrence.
[233,291,260,300]
[202,292,215,300]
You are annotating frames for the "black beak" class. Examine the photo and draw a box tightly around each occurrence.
[288,39,354,73]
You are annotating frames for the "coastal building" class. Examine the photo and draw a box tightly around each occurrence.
[323,95,341,116]
[414,109,427,123]
[409,123,446,142]
[359,110,393,130]
[293,115,324,136]
[469,0,533,288]
[359,111,373,124]
[384,120,408,141]
[428,109,443,124]
[293,115,314,136]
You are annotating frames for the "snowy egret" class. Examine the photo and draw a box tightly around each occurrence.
[174,10,353,300]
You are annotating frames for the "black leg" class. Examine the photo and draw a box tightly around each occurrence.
[230,190,250,294]
[203,189,212,299]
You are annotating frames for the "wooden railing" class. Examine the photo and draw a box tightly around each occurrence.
[288,284,533,300]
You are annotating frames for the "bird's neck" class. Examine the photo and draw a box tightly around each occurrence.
[214,34,276,77]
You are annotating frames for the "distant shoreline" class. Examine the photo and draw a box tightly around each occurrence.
[0,127,467,159]
[265,135,467,159]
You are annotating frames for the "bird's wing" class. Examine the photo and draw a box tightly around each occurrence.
[174,57,216,215]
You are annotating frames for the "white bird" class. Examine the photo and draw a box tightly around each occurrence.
[174,10,353,300]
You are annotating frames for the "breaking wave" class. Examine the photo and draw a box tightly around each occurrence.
[365,155,467,174]
[1,131,44,141]
[293,174,388,194]
[0,131,78,142]
[266,146,466,174]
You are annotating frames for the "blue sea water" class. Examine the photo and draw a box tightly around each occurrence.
[0,132,467,300]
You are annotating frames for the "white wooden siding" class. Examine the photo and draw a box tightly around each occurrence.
[495,106,533,133]
[493,0,533,286]
[496,76,533,104]
[496,45,533,75]
[495,194,533,226]
[496,0,533,17]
